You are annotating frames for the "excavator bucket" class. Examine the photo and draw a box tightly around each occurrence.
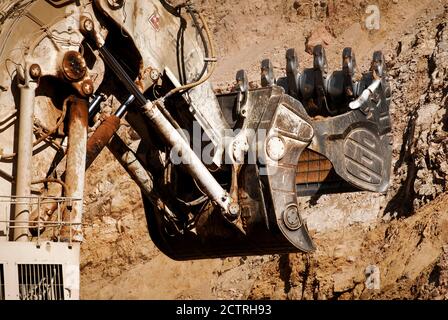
[145,47,392,260]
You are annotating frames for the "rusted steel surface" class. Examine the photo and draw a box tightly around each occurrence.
[61,96,88,242]
[61,51,87,82]
[85,115,120,168]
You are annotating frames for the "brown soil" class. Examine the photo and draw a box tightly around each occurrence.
[80,0,448,300]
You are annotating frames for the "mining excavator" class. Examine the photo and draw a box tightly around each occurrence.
[0,0,392,299]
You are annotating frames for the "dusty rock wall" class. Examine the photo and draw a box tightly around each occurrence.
[386,10,448,217]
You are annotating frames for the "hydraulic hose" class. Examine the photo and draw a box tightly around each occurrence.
[163,9,217,99]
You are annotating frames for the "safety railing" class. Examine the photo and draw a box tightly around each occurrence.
[0,195,82,245]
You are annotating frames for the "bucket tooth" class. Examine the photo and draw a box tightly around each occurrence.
[313,44,327,73]
[312,45,330,114]
[371,50,385,78]
[236,69,248,92]
[342,47,357,97]
[235,69,249,117]
[261,59,275,87]
[286,48,300,98]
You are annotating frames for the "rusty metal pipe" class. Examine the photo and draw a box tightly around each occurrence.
[85,95,134,168]
[61,96,88,242]
[85,115,120,168]
[13,78,38,241]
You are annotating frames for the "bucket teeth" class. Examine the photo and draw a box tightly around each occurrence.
[342,47,356,97]
[313,44,328,74]
[371,50,385,78]
[342,47,356,75]
[235,69,249,117]
[236,69,248,93]
[312,45,329,113]
[244,47,387,118]
[285,48,300,97]
[261,59,275,87]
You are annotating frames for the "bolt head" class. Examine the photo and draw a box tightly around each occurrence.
[107,0,124,8]
[283,205,301,231]
[150,69,159,81]
[62,51,87,82]
[229,203,240,215]
[83,19,94,32]
[226,202,240,221]
[81,80,94,96]
[29,64,41,79]
[266,135,286,161]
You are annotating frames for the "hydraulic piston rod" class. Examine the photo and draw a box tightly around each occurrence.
[13,74,37,241]
[142,100,231,210]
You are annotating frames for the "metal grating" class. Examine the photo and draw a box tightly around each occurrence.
[18,264,64,300]
[297,149,357,196]
[0,264,4,300]
[297,149,334,185]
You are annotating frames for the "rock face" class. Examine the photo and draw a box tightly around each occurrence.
[416,247,448,300]
[80,0,448,300]
[386,12,448,216]
[412,24,448,206]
